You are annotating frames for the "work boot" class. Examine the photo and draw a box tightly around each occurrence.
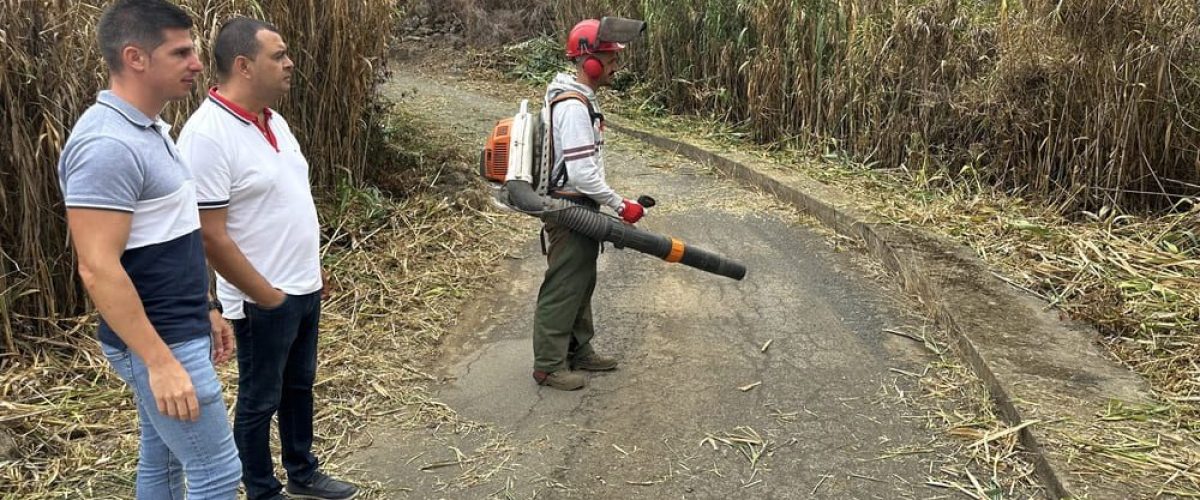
[285,470,359,499]
[571,352,618,371]
[533,370,586,390]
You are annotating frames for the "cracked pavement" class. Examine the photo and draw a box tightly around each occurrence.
[347,70,965,499]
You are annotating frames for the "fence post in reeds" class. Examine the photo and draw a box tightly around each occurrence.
[0,260,12,354]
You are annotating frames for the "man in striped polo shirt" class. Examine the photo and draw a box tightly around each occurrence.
[178,17,356,500]
[57,1,240,498]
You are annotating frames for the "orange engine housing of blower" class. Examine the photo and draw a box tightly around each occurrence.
[480,118,513,183]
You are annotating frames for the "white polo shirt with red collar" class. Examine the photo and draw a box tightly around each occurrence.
[178,88,322,320]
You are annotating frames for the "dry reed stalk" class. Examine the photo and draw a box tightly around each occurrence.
[1,1,394,356]
[0,95,527,499]
[555,0,1200,212]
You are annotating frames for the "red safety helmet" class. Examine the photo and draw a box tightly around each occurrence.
[565,19,625,59]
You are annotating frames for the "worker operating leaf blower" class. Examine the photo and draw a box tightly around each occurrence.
[479,17,747,391]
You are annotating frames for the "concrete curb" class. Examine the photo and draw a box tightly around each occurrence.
[610,121,1153,500]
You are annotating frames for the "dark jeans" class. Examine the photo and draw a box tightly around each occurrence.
[232,291,322,500]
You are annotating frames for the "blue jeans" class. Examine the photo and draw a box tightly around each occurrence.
[102,335,242,500]
[232,291,321,499]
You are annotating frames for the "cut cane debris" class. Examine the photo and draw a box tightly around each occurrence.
[968,420,1041,449]
[0,89,529,497]
[700,426,772,478]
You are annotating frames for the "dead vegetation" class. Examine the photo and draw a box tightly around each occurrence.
[0,74,528,498]
[0,0,394,354]
[599,109,1200,495]
[556,0,1200,213]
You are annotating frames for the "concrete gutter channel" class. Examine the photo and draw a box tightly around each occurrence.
[610,121,1155,499]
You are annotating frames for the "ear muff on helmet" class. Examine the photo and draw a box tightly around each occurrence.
[582,57,604,80]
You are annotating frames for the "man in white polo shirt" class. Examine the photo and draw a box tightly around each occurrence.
[178,17,357,500]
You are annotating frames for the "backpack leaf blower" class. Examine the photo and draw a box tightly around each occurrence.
[480,99,747,281]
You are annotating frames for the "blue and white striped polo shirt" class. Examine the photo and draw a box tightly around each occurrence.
[57,91,210,350]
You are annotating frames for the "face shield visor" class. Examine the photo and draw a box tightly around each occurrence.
[596,17,646,49]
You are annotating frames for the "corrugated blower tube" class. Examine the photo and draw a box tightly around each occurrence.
[499,181,746,281]
[482,97,746,281]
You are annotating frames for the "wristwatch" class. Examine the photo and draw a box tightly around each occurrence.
[209,299,223,313]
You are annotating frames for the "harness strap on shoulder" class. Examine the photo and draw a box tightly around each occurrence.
[549,91,602,123]
[546,91,604,191]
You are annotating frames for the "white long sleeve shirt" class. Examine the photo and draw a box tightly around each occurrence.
[544,73,623,212]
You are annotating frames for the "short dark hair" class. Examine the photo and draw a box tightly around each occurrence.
[213,17,280,79]
[97,0,194,73]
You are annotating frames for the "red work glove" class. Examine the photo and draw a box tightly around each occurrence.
[619,199,644,224]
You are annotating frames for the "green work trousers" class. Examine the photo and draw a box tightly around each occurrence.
[532,221,599,373]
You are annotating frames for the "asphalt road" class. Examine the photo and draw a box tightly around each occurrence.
[349,71,964,499]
